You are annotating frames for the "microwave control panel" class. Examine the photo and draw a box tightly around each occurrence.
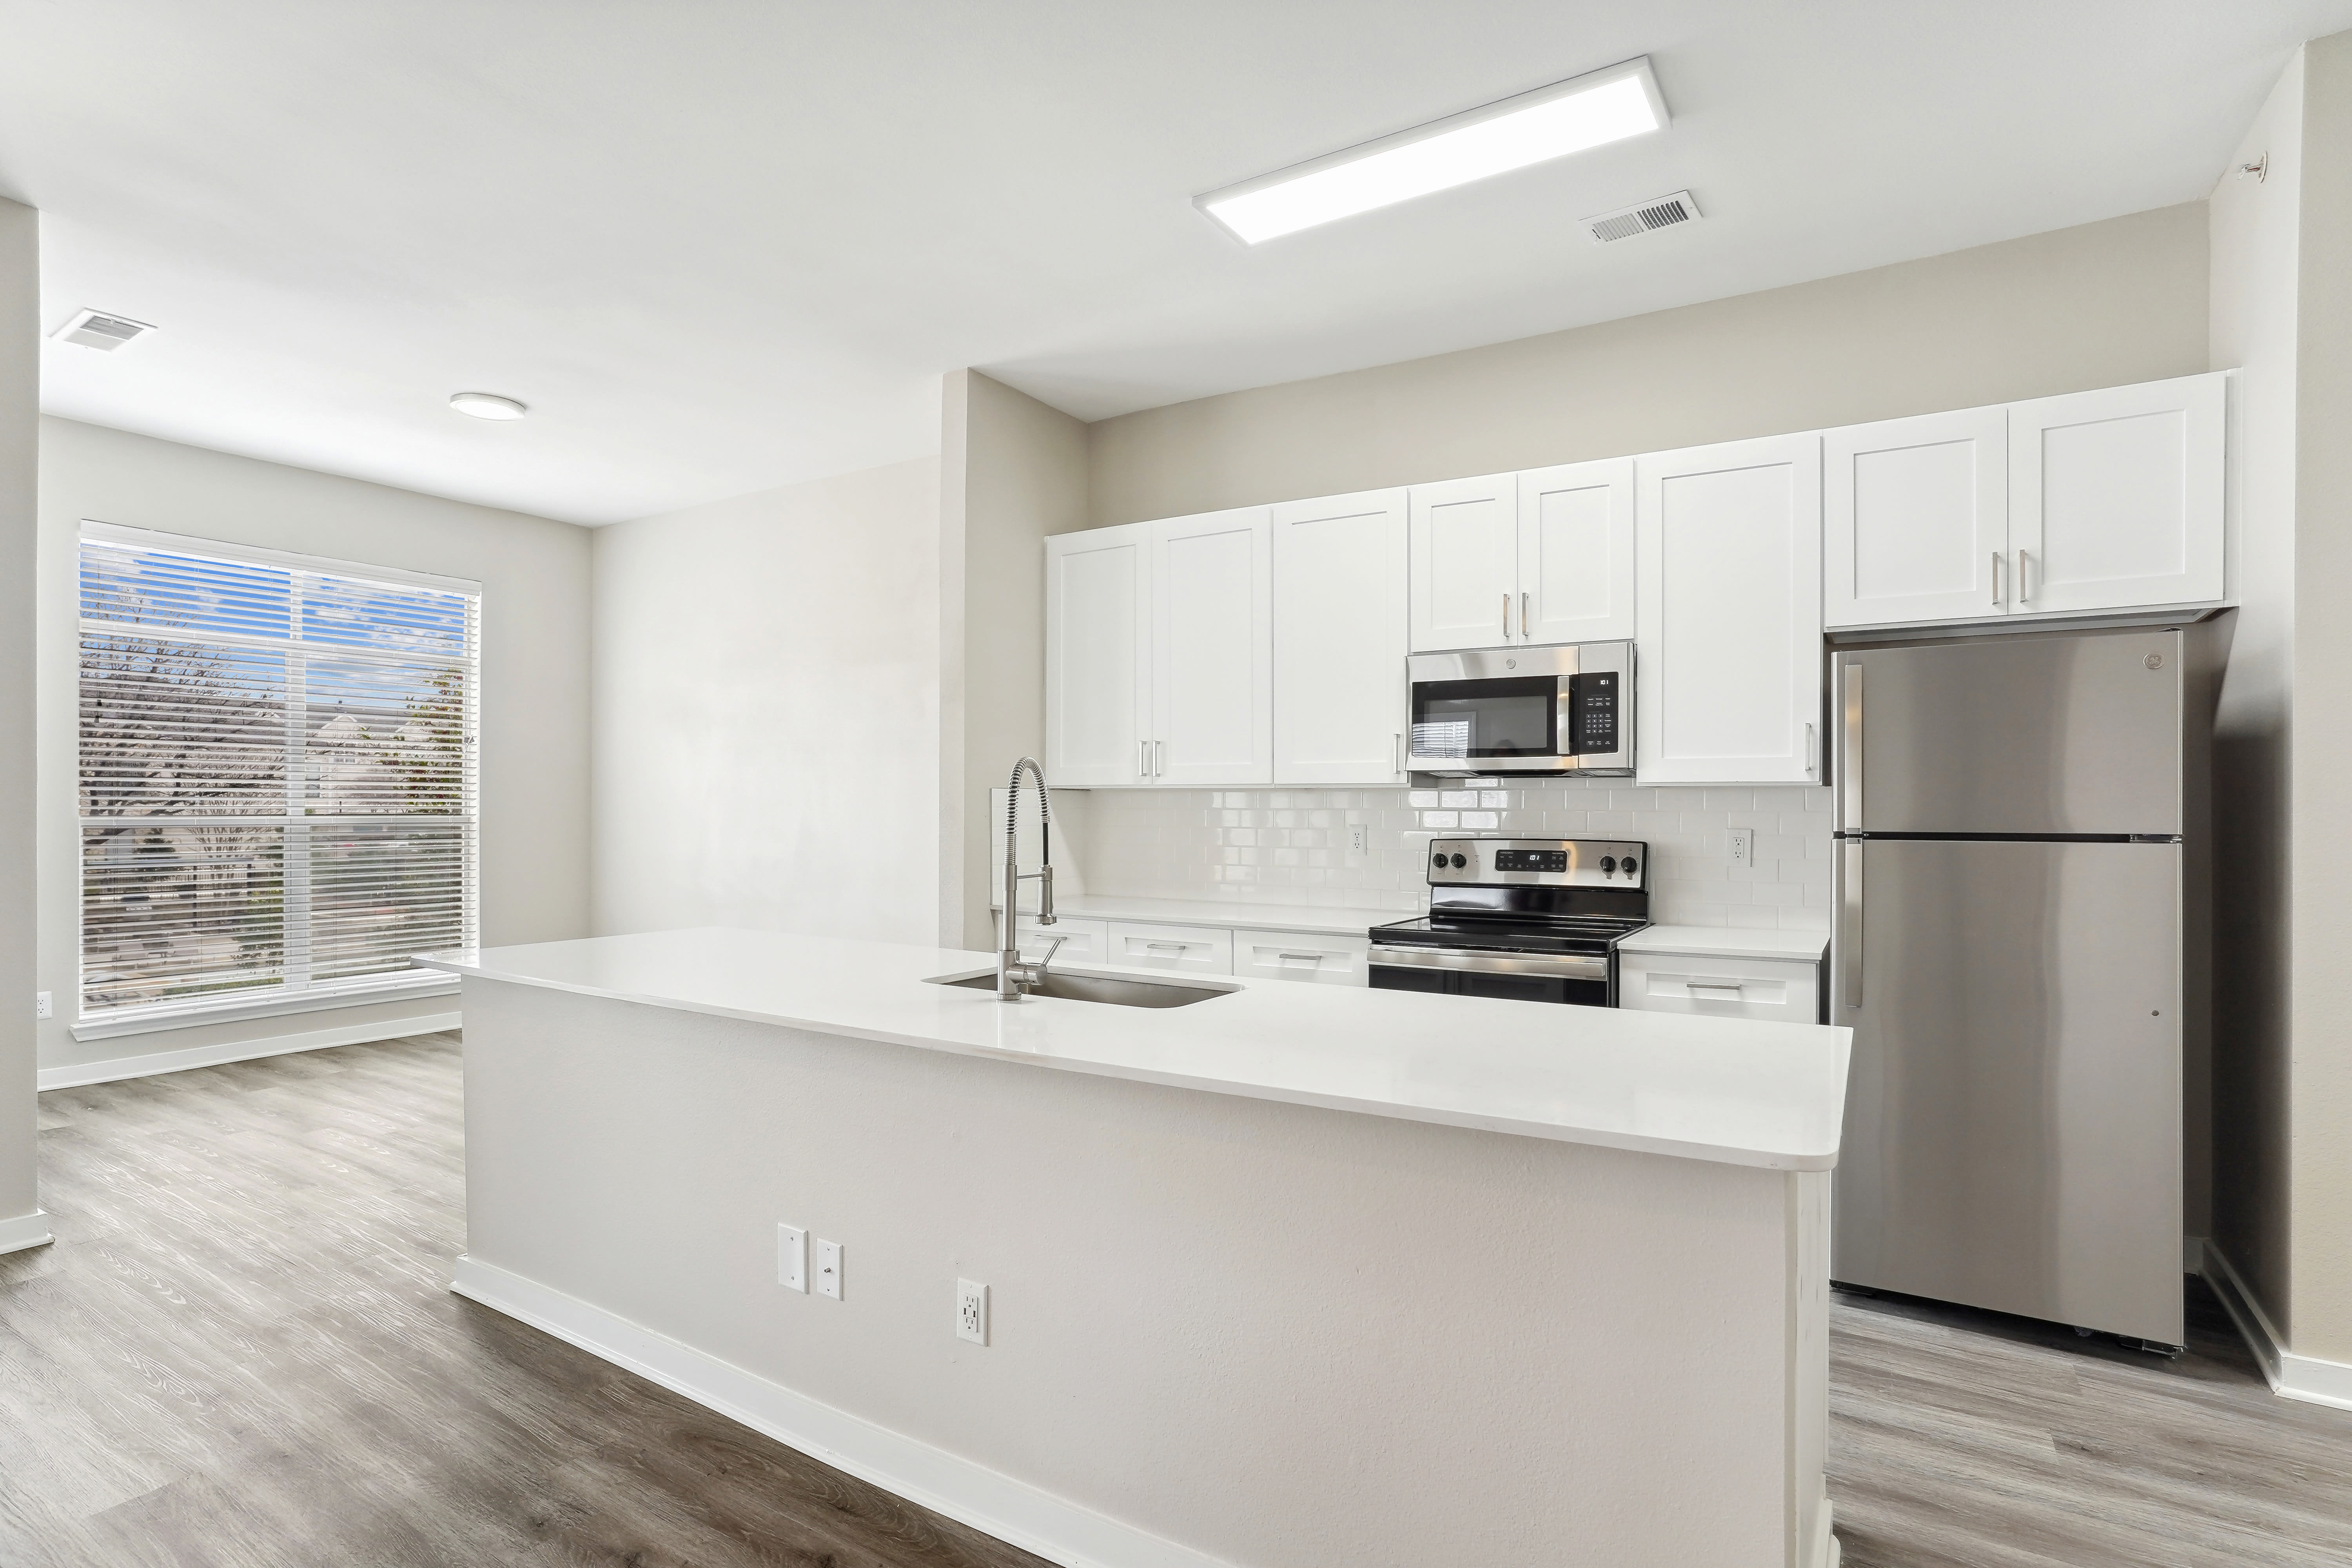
[1568,671,1619,755]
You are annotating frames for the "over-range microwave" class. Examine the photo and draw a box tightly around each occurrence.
[1406,640,1634,777]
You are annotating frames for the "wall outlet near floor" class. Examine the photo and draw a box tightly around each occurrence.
[777,1223,807,1292]
[33,992,50,1020]
[956,1278,988,1345]
[814,1238,843,1300]
[1728,828,1756,868]
[1348,824,1369,854]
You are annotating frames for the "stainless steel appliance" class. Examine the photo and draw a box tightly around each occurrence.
[1407,640,1632,776]
[1831,624,2217,1349]
[1369,837,1649,1005]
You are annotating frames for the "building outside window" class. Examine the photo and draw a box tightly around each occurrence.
[75,523,479,1030]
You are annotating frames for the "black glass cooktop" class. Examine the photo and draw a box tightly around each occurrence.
[1370,913,1649,956]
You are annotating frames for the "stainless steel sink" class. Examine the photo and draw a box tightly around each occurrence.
[934,970,1230,1008]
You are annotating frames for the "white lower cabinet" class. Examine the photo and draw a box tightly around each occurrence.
[1105,921,1234,975]
[1617,951,1821,1025]
[1231,929,1371,986]
[998,915,1109,967]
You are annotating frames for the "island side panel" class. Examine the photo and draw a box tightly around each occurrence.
[457,977,1821,1568]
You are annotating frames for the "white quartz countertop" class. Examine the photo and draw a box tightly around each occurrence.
[1000,895,1403,937]
[1616,926,1831,962]
[417,928,1850,1171]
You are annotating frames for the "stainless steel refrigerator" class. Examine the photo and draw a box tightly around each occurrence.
[1830,623,2216,1348]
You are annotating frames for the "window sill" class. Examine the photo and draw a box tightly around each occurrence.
[70,971,461,1042]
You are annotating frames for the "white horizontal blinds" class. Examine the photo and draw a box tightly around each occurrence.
[78,530,479,1020]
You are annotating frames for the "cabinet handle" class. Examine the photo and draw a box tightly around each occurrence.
[1155,739,1165,776]
[1393,732,1403,776]
[1521,592,1530,637]
[1991,550,2004,607]
[1278,952,1324,964]
[2017,550,2032,605]
[1806,722,1817,780]
[1138,739,1150,778]
[1501,592,1512,641]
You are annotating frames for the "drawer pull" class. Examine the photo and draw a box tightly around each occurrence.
[1688,982,1746,1000]
[1144,942,1188,953]
[1277,952,1324,964]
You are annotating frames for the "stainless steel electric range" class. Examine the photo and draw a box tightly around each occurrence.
[1368,837,1650,1007]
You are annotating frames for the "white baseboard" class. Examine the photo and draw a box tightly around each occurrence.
[0,1210,54,1255]
[450,1257,1230,1568]
[2203,1243,2352,1412]
[39,1012,462,1091]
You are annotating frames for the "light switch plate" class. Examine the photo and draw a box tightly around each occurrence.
[777,1224,807,1291]
[815,1238,843,1300]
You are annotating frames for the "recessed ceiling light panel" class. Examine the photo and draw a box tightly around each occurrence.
[450,391,528,421]
[1197,57,1669,245]
[52,309,157,351]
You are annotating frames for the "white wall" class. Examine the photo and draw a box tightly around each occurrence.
[1074,781,1829,929]
[0,199,38,1239]
[35,417,593,1080]
[2208,51,2301,1333]
[592,457,940,945]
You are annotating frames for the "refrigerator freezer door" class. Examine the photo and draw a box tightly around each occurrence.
[1835,630,2182,835]
[1831,838,2183,1345]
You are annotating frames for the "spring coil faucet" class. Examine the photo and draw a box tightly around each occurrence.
[998,757,1062,999]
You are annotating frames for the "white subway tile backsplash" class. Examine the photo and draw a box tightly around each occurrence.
[1060,780,1833,929]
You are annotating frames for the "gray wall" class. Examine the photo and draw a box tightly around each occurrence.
[1087,203,2210,528]
[0,200,36,1235]
[2209,52,2302,1347]
[36,418,593,1078]
[590,457,941,946]
[2289,31,2352,1365]
[937,371,1087,951]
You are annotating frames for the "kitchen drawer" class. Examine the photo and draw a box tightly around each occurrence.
[997,915,1109,967]
[1233,928,1371,986]
[1617,952,1821,1025]
[1106,921,1234,975]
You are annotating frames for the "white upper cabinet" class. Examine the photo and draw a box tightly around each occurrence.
[1823,407,2007,629]
[1045,523,1153,787]
[2008,372,2226,616]
[1408,474,1517,651]
[1150,506,1274,786]
[1272,489,1409,785]
[1518,457,1636,644]
[1637,434,1823,786]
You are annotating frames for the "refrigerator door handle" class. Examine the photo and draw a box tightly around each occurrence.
[1841,839,1864,1009]
[1840,661,1864,830]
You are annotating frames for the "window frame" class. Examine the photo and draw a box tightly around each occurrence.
[72,520,481,1040]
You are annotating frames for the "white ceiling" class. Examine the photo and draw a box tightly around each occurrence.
[0,1,2342,525]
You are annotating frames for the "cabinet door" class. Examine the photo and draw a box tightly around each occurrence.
[1272,489,1408,785]
[1637,434,1824,785]
[2008,372,2225,615]
[1518,457,1635,644]
[1824,408,2007,628]
[1408,473,1517,651]
[1045,524,1152,787]
[1151,507,1273,786]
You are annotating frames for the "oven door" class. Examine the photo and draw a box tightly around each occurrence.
[1367,946,1613,1006]
[1406,642,1630,774]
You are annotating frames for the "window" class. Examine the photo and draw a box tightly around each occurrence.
[76,523,479,1028]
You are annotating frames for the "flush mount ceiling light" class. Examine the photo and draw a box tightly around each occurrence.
[1197,56,1668,245]
[449,391,528,420]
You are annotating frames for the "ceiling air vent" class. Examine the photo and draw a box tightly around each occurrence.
[1583,191,1700,244]
[52,309,156,351]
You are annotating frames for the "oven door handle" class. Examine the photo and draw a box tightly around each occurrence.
[1368,945,1609,981]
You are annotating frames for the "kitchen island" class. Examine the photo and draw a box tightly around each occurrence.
[417,928,1851,1568]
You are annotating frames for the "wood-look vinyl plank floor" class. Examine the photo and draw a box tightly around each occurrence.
[2,1032,2347,1566]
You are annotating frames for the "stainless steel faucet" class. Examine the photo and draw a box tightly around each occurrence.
[998,757,1062,1000]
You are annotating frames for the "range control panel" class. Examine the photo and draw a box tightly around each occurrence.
[1425,838,1648,889]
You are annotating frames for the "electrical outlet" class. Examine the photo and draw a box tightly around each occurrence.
[1728,828,1756,868]
[777,1223,807,1292]
[956,1278,988,1345]
[1348,823,1369,854]
[814,1238,843,1300]
[34,992,51,1020]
